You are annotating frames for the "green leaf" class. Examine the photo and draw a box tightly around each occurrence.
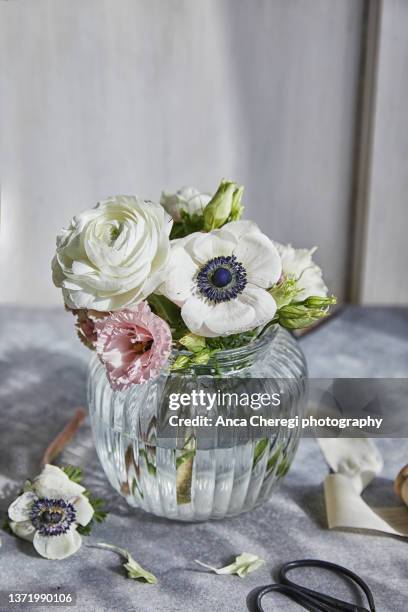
[147,294,184,329]
[94,543,158,584]
[131,479,144,499]
[174,329,261,360]
[61,465,108,536]
[139,449,156,476]
[206,328,260,350]
[176,440,195,505]
[175,449,196,470]
[62,465,83,483]
[195,553,264,577]
[277,456,290,477]
[170,210,204,239]
[176,453,194,505]
[266,447,281,472]
[253,439,268,468]
[168,222,186,239]
[77,524,92,536]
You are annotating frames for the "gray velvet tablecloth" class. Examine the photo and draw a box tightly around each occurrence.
[0,306,407,612]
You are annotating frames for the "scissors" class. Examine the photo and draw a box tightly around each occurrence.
[254,559,376,612]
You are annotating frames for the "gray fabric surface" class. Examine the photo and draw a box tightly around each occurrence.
[0,305,407,611]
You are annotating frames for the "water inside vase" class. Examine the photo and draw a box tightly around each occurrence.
[91,412,298,520]
[88,327,307,520]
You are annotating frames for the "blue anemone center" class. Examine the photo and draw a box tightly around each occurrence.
[42,511,62,524]
[196,255,247,303]
[29,498,76,536]
[212,267,232,288]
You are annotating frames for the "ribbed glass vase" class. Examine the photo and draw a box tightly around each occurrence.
[88,326,307,521]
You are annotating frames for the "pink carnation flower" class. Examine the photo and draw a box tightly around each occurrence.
[95,302,172,389]
[69,308,109,350]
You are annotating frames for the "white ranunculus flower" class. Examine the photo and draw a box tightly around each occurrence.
[274,243,328,300]
[161,220,282,337]
[160,186,211,222]
[52,196,172,311]
[8,465,94,560]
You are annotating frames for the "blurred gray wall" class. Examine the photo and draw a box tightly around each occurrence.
[0,0,406,306]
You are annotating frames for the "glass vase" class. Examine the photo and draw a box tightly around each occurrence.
[88,326,307,521]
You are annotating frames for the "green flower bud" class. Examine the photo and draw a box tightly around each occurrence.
[192,348,212,365]
[302,295,337,308]
[179,333,206,353]
[276,292,337,330]
[171,355,191,371]
[269,277,300,309]
[229,186,244,221]
[203,180,237,231]
[277,304,326,329]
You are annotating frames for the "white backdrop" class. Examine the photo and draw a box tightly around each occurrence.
[1,0,365,305]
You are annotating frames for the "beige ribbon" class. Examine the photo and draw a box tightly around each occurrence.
[317,437,408,537]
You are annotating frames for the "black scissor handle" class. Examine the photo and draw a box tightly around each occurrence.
[256,583,337,612]
[280,559,376,612]
[255,559,376,612]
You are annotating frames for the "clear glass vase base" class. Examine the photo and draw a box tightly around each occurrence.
[88,327,307,521]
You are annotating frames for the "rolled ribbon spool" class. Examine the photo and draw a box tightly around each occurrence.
[394,464,408,506]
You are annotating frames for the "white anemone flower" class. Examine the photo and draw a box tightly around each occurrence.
[161,220,282,337]
[274,243,328,300]
[160,186,211,222]
[8,465,94,560]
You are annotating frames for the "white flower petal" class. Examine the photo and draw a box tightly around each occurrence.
[9,520,35,542]
[8,492,37,522]
[238,286,277,327]
[181,295,258,337]
[181,297,215,336]
[72,495,94,526]
[202,300,257,337]
[37,464,67,479]
[221,220,261,240]
[160,186,211,221]
[169,233,198,251]
[52,196,172,311]
[297,269,327,299]
[189,232,237,265]
[164,220,280,336]
[274,242,328,299]
[51,255,66,287]
[33,465,86,499]
[163,248,198,306]
[234,233,282,288]
[71,261,95,275]
[34,476,85,499]
[33,527,82,560]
